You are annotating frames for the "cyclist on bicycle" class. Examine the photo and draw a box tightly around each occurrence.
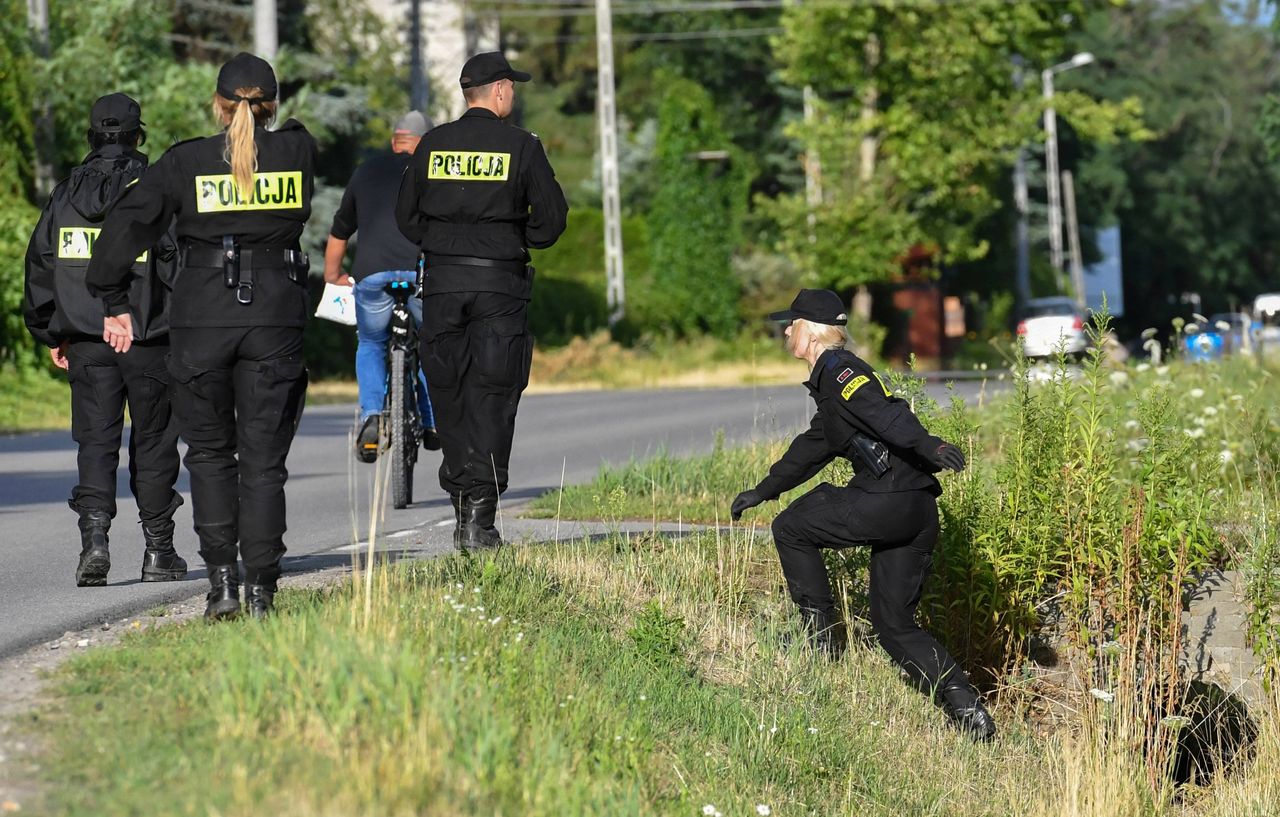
[324,111,438,462]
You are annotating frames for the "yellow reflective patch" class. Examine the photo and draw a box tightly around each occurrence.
[427,151,511,181]
[57,227,147,262]
[841,375,870,400]
[873,372,892,396]
[194,171,304,213]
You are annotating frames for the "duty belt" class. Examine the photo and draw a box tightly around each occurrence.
[183,243,309,305]
[425,255,528,275]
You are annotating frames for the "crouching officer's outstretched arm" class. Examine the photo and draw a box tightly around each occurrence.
[732,415,836,520]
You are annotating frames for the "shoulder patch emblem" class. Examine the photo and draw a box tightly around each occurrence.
[841,375,870,400]
[836,368,855,384]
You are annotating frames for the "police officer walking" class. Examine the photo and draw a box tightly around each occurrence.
[23,93,185,587]
[396,52,568,550]
[731,289,997,742]
[87,53,316,620]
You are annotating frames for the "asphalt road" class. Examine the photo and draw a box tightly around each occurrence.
[0,380,987,659]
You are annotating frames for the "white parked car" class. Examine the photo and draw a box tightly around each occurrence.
[1017,296,1088,359]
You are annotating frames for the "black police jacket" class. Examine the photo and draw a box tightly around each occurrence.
[395,107,568,297]
[87,120,317,329]
[24,145,176,346]
[753,349,946,499]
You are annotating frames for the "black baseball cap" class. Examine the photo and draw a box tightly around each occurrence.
[768,289,848,326]
[459,52,531,89]
[90,93,142,134]
[216,52,278,102]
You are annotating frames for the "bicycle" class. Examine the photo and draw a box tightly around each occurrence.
[381,278,422,509]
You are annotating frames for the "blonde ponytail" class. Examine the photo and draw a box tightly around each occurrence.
[211,88,278,202]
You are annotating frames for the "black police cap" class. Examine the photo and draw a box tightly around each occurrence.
[90,93,142,134]
[217,52,278,102]
[768,289,848,326]
[459,52,531,89]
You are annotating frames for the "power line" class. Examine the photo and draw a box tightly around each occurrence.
[524,26,784,43]
[472,0,1073,15]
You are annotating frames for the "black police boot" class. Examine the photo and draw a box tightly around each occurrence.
[244,584,276,619]
[140,516,188,582]
[457,495,503,551]
[74,509,112,587]
[797,605,848,660]
[941,684,998,743]
[204,565,242,620]
[356,414,380,464]
[450,494,467,547]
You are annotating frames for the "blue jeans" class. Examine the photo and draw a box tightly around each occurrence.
[355,270,434,429]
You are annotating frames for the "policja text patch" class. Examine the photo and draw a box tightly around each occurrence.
[194,171,304,213]
[841,375,870,400]
[58,227,148,262]
[427,151,511,181]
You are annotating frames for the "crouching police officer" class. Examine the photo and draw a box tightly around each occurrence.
[23,93,185,587]
[88,53,316,619]
[731,289,997,742]
[396,52,568,550]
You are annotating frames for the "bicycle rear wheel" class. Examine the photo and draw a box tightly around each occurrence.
[389,347,414,509]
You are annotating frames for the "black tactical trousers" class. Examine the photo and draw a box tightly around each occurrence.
[771,484,969,693]
[167,326,307,586]
[65,339,181,521]
[419,291,532,500]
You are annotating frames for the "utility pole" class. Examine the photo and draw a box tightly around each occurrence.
[254,0,277,60]
[28,0,54,197]
[1042,67,1064,289]
[409,0,429,112]
[1062,170,1087,312]
[1042,52,1094,293]
[1012,57,1031,312]
[595,0,625,325]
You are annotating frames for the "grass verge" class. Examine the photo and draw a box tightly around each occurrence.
[28,532,1280,816]
[0,367,70,433]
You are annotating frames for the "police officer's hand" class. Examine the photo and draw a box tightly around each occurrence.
[930,442,967,473]
[103,314,133,354]
[48,342,69,371]
[731,488,766,521]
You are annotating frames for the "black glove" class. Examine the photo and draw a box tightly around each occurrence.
[731,488,766,521]
[928,442,967,473]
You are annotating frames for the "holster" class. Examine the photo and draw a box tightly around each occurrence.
[850,432,890,478]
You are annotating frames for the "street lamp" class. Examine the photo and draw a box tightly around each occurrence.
[1043,51,1094,284]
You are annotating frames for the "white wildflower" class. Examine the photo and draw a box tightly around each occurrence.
[1090,688,1115,703]
[639,694,647,701]
[769,726,778,734]
[1156,366,1170,377]
[515,632,524,642]
[1124,419,1141,431]
[703,806,717,816]
[807,727,819,734]
[1202,406,1218,416]
[757,806,772,816]
[1136,363,1151,373]
[1230,394,1244,402]
[1221,449,1234,464]
[1184,427,1205,439]
[1109,371,1129,386]
[1189,388,1205,399]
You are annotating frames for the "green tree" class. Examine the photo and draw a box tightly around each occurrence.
[0,1,40,368]
[641,75,749,338]
[1072,0,1280,327]
[768,0,1143,291]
